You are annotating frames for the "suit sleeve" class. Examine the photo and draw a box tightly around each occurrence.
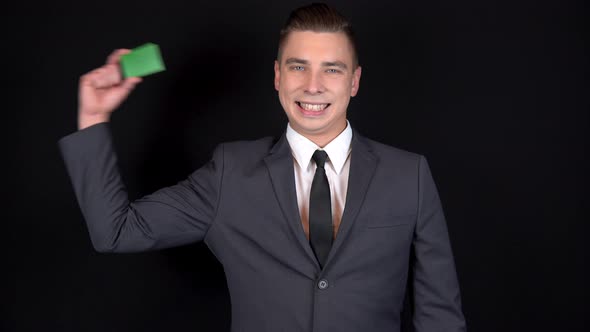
[412,156,467,331]
[57,122,223,253]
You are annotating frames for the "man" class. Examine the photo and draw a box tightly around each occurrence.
[59,3,466,331]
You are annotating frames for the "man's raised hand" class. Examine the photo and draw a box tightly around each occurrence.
[78,49,142,130]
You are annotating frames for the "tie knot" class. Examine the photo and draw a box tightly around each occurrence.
[312,150,329,168]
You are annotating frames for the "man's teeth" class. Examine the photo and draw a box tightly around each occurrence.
[299,102,329,111]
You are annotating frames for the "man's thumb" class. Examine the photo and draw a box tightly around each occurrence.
[121,77,143,90]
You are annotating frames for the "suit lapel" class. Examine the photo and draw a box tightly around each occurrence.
[325,131,378,268]
[264,134,321,273]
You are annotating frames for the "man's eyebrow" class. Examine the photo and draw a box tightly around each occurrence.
[285,58,309,65]
[321,61,348,70]
[283,58,348,70]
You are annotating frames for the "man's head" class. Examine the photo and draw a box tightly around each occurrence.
[277,3,359,68]
[274,3,362,147]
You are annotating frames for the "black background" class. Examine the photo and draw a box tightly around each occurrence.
[3,0,588,331]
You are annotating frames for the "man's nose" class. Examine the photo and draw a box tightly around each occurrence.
[304,71,325,94]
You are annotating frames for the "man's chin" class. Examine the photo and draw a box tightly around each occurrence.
[290,121,333,136]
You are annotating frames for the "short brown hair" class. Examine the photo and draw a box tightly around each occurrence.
[277,3,359,68]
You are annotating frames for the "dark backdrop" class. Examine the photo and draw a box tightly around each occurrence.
[4,0,588,331]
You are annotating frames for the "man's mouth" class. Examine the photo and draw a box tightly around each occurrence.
[296,101,330,112]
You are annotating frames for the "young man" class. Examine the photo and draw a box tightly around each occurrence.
[59,3,466,331]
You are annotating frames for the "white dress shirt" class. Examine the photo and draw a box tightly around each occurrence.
[285,122,352,239]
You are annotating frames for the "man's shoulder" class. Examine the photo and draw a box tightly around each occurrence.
[356,133,422,164]
[207,136,283,176]
[219,136,277,153]
[214,136,278,164]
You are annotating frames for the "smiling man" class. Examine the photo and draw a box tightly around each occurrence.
[58,3,466,332]
[275,29,361,147]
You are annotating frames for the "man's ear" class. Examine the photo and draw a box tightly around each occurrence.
[350,65,362,97]
[274,60,280,91]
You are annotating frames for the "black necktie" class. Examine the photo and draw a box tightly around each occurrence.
[309,150,333,268]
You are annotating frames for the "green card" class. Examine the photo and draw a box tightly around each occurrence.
[120,43,166,78]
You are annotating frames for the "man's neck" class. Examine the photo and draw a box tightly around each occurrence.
[291,122,348,148]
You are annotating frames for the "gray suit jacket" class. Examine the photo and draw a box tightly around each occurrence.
[58,122,466,332]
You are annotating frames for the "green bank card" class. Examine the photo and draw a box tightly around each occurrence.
[120,43,166,78]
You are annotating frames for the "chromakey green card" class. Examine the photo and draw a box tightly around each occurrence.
[120,43,166,78]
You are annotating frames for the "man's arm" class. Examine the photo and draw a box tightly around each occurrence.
[412,156,467,331]
[59,49,222,253]
[58,123,223,252]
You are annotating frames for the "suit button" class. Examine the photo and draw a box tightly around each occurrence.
[317,279,329,290]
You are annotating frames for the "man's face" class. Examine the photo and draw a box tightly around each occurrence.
[274,31,361,144]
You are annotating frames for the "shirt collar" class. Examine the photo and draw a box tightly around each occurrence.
[285,121,352,174]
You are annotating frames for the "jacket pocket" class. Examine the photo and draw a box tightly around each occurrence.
[366,214,415,229]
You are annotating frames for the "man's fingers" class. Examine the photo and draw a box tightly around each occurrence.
[80,64,141,93]
[81,64,122,89]
[120,77,143,90]
[106,48,131,65]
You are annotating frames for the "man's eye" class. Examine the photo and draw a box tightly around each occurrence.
[326,69,341,73]
[291,66,305,71]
